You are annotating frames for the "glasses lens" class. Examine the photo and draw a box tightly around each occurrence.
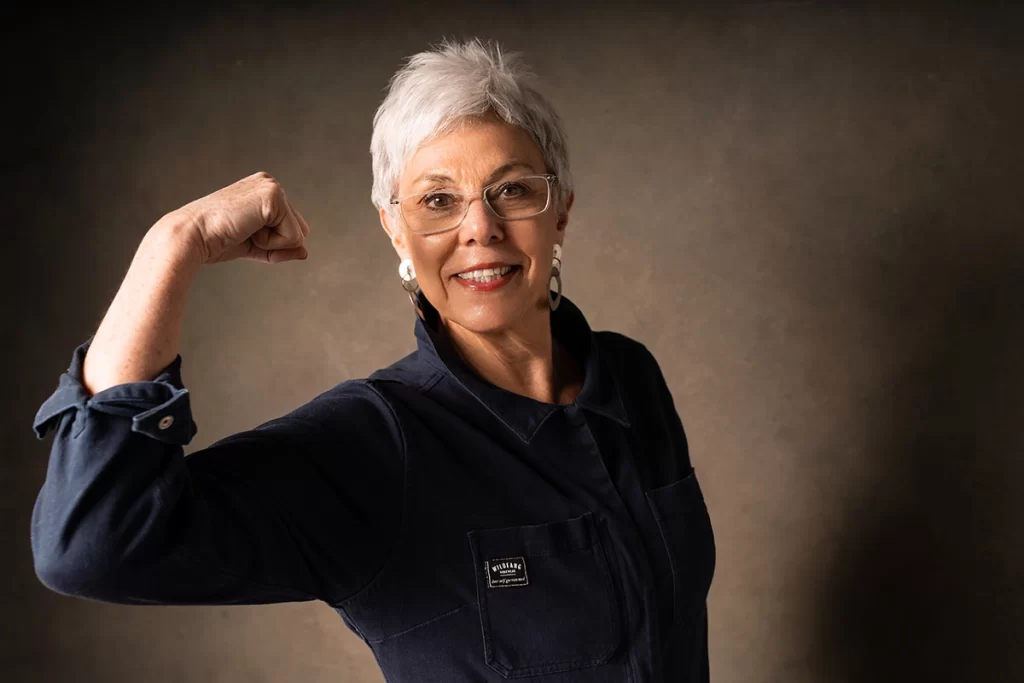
[401,190,466,234]
[485,176,550,219]
[401,176,550,234]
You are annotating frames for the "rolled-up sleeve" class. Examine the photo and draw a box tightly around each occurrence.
[30,335,405,608]
[33,334,197,445]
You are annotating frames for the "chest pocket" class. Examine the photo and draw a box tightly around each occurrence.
[645,466,716,627]
[466,510,623,678]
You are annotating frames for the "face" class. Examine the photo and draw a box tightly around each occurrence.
[379,112,574,336]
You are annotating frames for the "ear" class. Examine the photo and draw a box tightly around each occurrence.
[379,207,409,260]
[555,191,575,234]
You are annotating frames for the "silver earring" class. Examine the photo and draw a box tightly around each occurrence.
[549,244,562,311]
[399,258,425,320]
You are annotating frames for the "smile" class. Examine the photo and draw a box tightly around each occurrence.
[453,265,521,291]
[456,265,516,282]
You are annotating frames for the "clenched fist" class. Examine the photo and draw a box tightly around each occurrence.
[168,171,311,265]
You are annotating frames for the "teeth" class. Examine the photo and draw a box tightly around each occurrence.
[457,265,514,282]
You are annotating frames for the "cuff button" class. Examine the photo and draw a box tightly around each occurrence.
[158,415,175,430]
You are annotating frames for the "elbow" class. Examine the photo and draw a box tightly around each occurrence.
[33,546,117,599]
[31,514,122,600]
[35,559,86,598]
[30,483,146,600]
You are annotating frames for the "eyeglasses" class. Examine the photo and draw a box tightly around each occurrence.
[390,174,557,235]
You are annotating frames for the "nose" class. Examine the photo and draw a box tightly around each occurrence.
[457,196,504,245]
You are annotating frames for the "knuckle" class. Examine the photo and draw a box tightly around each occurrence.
[263,176,284,198]
[260,180,285,208]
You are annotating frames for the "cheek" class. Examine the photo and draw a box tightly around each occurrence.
[418,261,444,290]
[409,240,453,295]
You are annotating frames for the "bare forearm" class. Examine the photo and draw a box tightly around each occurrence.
[81,215,205,395]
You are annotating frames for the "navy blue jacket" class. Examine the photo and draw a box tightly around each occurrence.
[31,294,716,682]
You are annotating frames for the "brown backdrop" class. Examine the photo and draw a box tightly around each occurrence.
[5,2,1023,681]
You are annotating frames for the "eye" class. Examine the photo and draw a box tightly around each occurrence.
[421,192,455,209]
[498,182,527,197]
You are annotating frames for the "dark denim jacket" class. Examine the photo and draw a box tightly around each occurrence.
[31,294,715,682]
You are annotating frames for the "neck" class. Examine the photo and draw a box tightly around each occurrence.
[439,305,582,405]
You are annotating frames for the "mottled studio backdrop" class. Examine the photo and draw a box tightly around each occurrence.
[5,2,1023,682]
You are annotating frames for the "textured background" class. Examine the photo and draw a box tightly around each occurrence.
[5,2,1024,681]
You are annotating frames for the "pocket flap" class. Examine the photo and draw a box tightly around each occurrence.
[468,510,596,558]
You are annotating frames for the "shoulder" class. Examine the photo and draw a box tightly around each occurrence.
[273,378,406,456]
[592,330,676,418]
[593,331,689,455]
[593,330,662,377]
[594,330,651,357]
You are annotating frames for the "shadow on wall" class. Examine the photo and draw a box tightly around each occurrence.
[811,211,1024,681]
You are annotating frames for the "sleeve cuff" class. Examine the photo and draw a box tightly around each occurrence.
[32,334,198,445]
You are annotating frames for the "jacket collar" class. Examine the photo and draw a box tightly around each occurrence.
[413,294,630,443]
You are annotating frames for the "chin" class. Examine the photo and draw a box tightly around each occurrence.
[449,307,518,334]
[443,296,533,335]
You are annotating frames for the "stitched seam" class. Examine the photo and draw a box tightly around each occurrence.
[592,332,635,427]
[418,369,444,393]
[330,380,409,607]
[441,371,533,443]
[365,602,474,644]
[479,544,596,558]
[417,350,535,442]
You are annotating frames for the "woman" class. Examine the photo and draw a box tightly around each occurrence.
[31,38,716,682]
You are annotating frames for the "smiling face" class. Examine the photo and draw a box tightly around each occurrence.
[379,112,574,336]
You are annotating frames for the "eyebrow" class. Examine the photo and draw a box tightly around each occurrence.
[411,160,537,188]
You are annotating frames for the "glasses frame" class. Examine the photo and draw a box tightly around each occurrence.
[389,173,557,235]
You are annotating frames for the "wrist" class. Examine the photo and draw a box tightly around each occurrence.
[147,212,207,274]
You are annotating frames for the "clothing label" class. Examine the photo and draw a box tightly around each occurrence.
[485,556,529,588]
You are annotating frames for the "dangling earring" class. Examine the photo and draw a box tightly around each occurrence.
[399,258,425,321]
[549,244,562,311]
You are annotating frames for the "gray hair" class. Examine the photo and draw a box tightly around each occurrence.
[370,37,574,221]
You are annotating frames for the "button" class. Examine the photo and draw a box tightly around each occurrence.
[158,415,175,430]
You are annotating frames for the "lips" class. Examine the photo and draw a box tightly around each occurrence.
[456,265,516,281]
[452,264,521,291]
[453,261,518,277]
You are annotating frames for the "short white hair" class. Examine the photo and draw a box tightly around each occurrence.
[370,37,574,220]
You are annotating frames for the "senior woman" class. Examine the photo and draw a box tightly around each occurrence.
[30,38,715,682]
